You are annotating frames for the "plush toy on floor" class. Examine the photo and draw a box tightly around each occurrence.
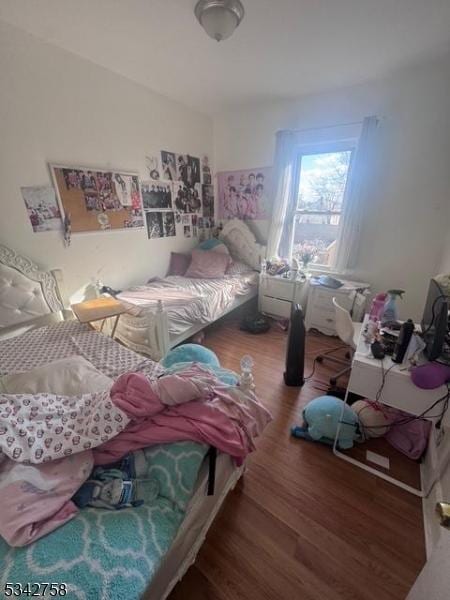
[291,395,360,449]
[351,399,392,439]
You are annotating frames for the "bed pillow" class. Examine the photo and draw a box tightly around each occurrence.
[0,356,113,395]
[226,260,254,276]
[167,252,191,276]
[185,249,230,279]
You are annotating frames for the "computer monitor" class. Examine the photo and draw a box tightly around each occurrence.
[421,278,450,364]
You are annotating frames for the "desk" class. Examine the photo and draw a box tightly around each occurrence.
[333,316,450,496]
[71,296,127,339]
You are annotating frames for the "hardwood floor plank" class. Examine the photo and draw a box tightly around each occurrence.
[169,316,426,600]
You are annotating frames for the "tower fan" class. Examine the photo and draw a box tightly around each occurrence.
[284,303,306,386]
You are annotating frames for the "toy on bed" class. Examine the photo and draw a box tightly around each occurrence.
[73,449,160,510]
[291,395,360,449]
[161,343,239,386]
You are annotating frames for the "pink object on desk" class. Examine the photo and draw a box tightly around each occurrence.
[368,292,387,322]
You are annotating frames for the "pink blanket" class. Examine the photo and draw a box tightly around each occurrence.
[94,365,271,464]
[0,364,271,546]
[0,451,93,547]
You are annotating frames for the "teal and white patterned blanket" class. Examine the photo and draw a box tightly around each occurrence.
[0,441,208,600]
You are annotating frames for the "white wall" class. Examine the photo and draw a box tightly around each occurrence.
[0,21,213,301]
[214,55,450,320]
[438,211,450,273]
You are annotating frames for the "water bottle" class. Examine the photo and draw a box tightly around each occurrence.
[392,319,415,364]
[369,293,388,322]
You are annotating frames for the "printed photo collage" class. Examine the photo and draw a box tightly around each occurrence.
[142,152,215,240]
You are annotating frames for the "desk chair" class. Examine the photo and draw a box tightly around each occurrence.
[316,297,362,386]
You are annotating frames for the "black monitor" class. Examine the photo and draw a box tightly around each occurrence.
[421,278,450,364]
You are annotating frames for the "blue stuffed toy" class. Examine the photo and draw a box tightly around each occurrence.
[162,343,240,386]
[164,362,239,386]
[161,344,220,369]
[291,395,360,449]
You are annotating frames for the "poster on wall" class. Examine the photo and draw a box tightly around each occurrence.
[50,164,144,233]
[201,156,212,184]
[173,182,202,213]
[202,184,214,217]
[161,151,201,187]
[141,180,172,209]
[217,167,272,220]
[21,185,62,232]
[145,211,176,239]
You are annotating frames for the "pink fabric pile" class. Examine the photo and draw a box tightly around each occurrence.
[0,364,271,546]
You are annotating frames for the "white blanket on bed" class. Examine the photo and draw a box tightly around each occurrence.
[118,269,258,338]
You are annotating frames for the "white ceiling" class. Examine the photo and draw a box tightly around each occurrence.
[1,0,450,115]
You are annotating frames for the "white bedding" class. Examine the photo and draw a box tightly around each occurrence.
[117,266,258,339]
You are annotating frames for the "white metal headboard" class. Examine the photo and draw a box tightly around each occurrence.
[0,245,66,333]
[220,219,266,271]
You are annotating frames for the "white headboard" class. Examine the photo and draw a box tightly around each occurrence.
[0,245,66,335]
[219,219,266,271]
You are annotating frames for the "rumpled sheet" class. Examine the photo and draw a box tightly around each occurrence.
[0,360,271,547]
[0,320,163,379]
[0,452,93,547]
[117,270,258,338]
[94,364,271,465]
[0,441,208,599]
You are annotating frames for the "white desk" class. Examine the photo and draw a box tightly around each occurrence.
[333,316,450,496]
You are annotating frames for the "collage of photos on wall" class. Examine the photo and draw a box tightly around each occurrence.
[51,165,144,233]
[142,151,215,240]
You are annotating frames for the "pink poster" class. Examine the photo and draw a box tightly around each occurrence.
[217,167,272,220]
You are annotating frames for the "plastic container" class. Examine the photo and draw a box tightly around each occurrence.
[369,293,388,322]
[392,319,415,364]
[382,289,405,324]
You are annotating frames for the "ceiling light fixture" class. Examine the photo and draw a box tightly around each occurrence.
[194,0,245,42]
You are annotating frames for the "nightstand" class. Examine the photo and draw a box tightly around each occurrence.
[305,279,370,336]
[259,273,309,318]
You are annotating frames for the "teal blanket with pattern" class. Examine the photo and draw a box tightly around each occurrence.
[0,441,208,600]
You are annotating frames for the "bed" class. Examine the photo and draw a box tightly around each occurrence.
[111,219,266,360]
[0,246,267,600]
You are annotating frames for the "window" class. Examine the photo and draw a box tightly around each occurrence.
[292,146,354,268]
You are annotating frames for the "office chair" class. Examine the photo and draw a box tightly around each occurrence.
[316,297,362,386]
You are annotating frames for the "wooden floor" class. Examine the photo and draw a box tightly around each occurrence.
[169,315,426,600]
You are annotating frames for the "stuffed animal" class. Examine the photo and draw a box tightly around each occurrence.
[352,399,391,439]
[164,361,239,386]
[73,450,159,510]
[161,344,220,369]
[291,395,360,449]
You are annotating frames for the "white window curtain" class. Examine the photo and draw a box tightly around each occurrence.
[267,117,378,269]
[266,130,299,259]
[333,115,379,272]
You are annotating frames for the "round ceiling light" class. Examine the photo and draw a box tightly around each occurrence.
[194,0,245,42]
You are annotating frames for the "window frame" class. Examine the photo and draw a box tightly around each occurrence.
[291,140,356,270]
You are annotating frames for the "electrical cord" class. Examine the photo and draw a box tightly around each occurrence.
[354,384,450,437]
[304,345,349,381]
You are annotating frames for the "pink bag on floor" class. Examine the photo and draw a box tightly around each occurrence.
[385,408,431,460]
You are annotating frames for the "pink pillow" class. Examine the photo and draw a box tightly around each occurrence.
[167,252,191,276]
[185,249,230,279]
